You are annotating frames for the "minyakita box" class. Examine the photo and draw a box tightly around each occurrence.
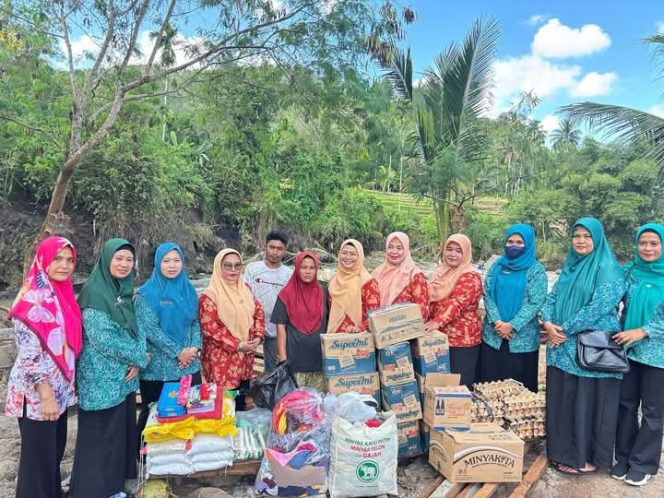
[428,423,524,483]
[423,373,472,431]
[368,303,426,349]
[325,372,380,404]
[320,333,376,377]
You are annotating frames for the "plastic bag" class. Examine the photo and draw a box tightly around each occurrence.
[334,392,377,423]
[328,412,398,498]
[234,408,271,461]
[251,360,298,410]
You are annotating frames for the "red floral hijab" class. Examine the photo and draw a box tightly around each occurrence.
[9,236,83,381]
[277,252,324,334]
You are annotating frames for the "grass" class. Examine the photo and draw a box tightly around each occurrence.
[363,189,506,217]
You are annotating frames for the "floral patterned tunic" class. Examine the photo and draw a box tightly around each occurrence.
[5,319,77,420]
[428,272,483,347]
[390,272,429,320]
[199,293,265,390]
[330,278,381,333]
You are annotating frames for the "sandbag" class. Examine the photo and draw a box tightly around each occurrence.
[328,411,399,498]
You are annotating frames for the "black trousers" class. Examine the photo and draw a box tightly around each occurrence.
[480,340,540,392]
[16,407,67,498]
[545,366,620,469]
[615,360,664,475]
[136,371,202,452]
[263,336,278,373]
[71,393,137,498]
[449,345,480,389]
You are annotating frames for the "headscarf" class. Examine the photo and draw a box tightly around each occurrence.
[553,217,624,323]
[138,242,198,346]
[202,249,255,341]
[624,223,664,330]
[328,239,373,332]
[9,236,82,381]
[428,233,475,301]
[372,232,423,306]
[491,224,538,322]
[78,238,137,336]
[278,251,324,334]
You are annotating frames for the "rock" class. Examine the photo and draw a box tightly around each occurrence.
[186,488,234,498]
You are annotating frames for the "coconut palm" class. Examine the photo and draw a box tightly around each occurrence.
[549,118,582,148]
[384,17,500,242]
[562,34,664,179]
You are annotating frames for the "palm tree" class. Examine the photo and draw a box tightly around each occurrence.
[384,17,500,242]
[562,34,664,179]
[549,118,582,148]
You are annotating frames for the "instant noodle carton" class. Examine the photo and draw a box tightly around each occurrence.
[381,380,422,423]
[423,373,472,431]
[397,420,422,458]
[411,331,451,375]
[368,303,426,349]
[428,423,524,483]
[326,372,380,404]
[421,422,430,450]
[321,333,376,377]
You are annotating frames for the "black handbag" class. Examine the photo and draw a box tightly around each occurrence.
[576,330,630,373]
[250,360,299,410]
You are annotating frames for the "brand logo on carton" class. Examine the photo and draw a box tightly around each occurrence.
[356,460,379,482]
[388,313,407,323]
[454,447,519,469]
[330,338,369,350]
[384,371,412,383]
[335,376,375,388]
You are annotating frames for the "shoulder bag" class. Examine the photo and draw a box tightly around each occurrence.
[576,330,630,373]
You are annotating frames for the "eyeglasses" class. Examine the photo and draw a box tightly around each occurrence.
[222,263,243,271]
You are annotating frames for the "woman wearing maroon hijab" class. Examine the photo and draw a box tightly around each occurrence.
[271,251,329,391]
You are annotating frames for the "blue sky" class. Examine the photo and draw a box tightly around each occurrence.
[401,0,664,131]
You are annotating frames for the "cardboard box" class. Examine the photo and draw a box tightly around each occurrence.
[397,420,422,458]
[421,422,430,450]
[428,423,524,483]
[378,342,414,372]
[368,303,426,349]
[423,373,472,431]
[321,333,376,377]
[411,331,451,375]
[381,380,422,423]
[416,373,425,398]
[326,372,380,404]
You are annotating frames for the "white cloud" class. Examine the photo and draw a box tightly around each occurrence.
[649,104,664,118]
[532,18,611,58]
[527,15,547,26]
[569,71,617,97]
[59,35,99,64]
[656,21,664,33]
[540,114,560,133]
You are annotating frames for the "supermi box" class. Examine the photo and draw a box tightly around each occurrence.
[368,303,425,349]
[321,333,376,377]
[411,331,450,375]
[326,372,380,404]
[381,380,422,423]
[428,423,524,483]
[397,420,423,458]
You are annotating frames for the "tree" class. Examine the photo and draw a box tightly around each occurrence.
[550,117,581,149]
[384,17,500,242]
[3,0,411,268]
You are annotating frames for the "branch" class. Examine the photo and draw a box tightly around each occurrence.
[0,116,61,146]
[56,3,79,102]
[143,0,178,73]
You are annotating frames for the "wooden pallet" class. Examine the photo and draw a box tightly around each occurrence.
[417,441,548,498]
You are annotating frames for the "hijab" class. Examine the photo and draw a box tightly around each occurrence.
[328,239,373,332]
[10,236,82,381]
[78,238,138,336]
[202,249,255,342]
[372,232,422,307]
[624,223,664,330]
[138,242,198,346]
[278,252,324,334]
[428,233,476,302]
[491,224,538,322]
[553,217,624,323]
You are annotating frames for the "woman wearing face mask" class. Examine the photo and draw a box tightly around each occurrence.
[541,218,625,476]
[199,249,264,410]
[136,242,201,450]
[611,223,664,486]
[426,234,482,388]
[71,239,148,498]
[328,239,381,334]
[5,237,82,498]
[372,232,429,319]
[272,251,328,391]
[480,224,548,392]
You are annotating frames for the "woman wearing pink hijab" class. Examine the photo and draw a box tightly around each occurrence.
[426,233,482,388]
[372,232,429,319]
[5,236,82,498]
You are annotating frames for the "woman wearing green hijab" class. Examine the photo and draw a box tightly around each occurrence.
[540,217,626,475]
[612,223,664,487]
[71,239,148,498]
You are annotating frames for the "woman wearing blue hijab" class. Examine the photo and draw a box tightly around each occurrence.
[541,217,625,475]
[136,242,201,447]
[480,224,547,392]
[612,223,664,486]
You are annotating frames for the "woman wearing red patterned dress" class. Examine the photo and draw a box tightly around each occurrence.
[372,231,429,319]
[328,239,381,333]
[199,249,265,410]
[426,234,482,388]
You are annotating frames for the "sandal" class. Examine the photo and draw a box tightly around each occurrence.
[551,461,580,475]
[578,466,598,474]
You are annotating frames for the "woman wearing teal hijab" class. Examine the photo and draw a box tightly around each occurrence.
[480,224,547,392]
[540,217,626,475]
[136,242,202,452]
[612,223,664,486]
[71,239,148,498]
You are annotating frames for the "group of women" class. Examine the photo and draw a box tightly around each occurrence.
[5,217,664,497]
